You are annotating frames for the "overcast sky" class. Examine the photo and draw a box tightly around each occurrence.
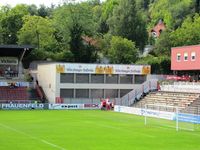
[0,0,104,7]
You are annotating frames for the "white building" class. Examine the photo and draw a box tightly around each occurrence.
[37,63,151,104]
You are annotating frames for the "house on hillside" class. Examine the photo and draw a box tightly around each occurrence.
[151,19,166,38]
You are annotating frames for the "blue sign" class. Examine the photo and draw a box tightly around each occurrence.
[174,113,200,124]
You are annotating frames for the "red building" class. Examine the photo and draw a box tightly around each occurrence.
[171,45,200,80]
[151,20,166,38]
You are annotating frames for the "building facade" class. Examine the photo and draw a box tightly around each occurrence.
[37,63,151,104]
[171,45,200,80]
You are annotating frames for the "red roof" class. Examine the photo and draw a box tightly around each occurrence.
[151,20,166,37]
[82,36,98,46]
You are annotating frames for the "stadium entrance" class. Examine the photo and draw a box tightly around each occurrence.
[0,45,33,79]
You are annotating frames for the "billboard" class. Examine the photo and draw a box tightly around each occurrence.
[0,57,18,65]
[114,105,175,120]
[49,104,100,110]
[49,104,84,110]
[1,103,45,110]
[56,63,151,75]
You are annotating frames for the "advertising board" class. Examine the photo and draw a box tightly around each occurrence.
[49,104,84,110]
[49,104,100,110]
[114,105,175,120]
[84,104,100,109]
[175,113,200,124]
[56,63,151,75]
[1,103,44,110]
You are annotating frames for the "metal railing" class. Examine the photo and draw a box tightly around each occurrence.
[115,79,158,106]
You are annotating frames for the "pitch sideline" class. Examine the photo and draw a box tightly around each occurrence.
[0,123,67,150]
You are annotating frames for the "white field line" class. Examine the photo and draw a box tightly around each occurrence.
[0,123,67,150]
[153,124,195,132]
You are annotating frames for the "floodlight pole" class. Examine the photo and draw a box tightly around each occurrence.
[18,48,28,78]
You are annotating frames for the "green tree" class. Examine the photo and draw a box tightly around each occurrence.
[154,30,172,56]
[92,0,119,34]
[107,36,139,64]
[17,15,72,62]
[136,55,171,74]
[0,4,29,44]
[108,0,148,50]
[53,2,98,62]
[171,14,200,47]
[149,0,193,29]
[27,4,38,16]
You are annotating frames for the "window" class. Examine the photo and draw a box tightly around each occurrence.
[191,52,196,61]
[76,89,89,98]
[176,53,181,61]
[184,53,188,61]
[76,74,89,83]
[60,73,74,83]
[60,89,73,98]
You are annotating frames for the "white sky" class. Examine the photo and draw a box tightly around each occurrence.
[0,0,102,7]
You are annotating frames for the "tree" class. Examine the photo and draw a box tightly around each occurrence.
[0,4,29,44]
[27,4,38,16]
[170,14,200,47]
[136,55,171,74]
[107,36,139,64]
[97,0,119,34]
[149,0,193,30]
[108,0,148,50]
[195,0,200,13]
[17,15,72,63]
[53,2,98,62]
[37,5,54,18]
[154,30,172,56]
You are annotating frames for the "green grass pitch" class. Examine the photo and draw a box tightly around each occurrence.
[0,110,199,150]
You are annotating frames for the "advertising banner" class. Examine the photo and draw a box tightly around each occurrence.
[0,57,18,65]
[49,104,84,110]
[1,103,44,110]
[114,105,142,116]
[56,63,151,75]
[175,113,200,124]
[84,104,100,109]
[114,105,175,120]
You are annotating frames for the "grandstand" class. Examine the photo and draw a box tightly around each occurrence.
[36,62,152,104]
[133,82,200,114]
[0,45,45,103]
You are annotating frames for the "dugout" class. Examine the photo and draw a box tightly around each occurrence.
[0,45,33,78]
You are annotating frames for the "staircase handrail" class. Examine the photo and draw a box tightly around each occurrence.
[118,79,158,106]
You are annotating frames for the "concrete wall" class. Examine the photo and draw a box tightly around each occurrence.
[37,64,57,103]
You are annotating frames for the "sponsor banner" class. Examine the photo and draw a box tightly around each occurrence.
[1,103,44,110]
[84,104,100,109]
[175,113,200,124]
[0,82,8,86]
[56,64,151,75]
[114,105,141,116]
[140,109,175,120]
[114,105,175,120]
[49,104,84,110]
[0,57,18,65]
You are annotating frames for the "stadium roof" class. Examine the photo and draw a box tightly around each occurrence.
[0,45,34,57]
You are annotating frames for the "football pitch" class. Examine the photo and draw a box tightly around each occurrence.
[0,110,199,150]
